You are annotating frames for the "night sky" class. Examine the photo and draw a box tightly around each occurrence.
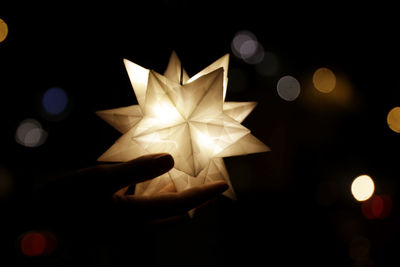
[2,2,400,266]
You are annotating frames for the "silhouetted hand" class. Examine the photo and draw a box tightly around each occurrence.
[34,153,228,226]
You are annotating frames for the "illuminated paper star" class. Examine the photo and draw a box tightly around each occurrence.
[97,51,269,201]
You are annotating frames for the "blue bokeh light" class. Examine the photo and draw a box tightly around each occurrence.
[42,87,68,115]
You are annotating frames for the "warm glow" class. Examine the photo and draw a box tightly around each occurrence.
[195,129,214,148]
[313,67,336,93]
[150,102,183,124]
[97,51,269,203]
[192,127,224,155]
[387,107,400,133]
[301,73,354,110]
[351,175,375,201]
[123,59,150,107]
[0,18,8,42]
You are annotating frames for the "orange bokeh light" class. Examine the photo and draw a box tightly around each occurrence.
[312,67,336,93]
[387,107,400,133]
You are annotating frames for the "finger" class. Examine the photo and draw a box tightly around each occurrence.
[77,153,174,195]
[174,181,228,210]
[123,181,228,218]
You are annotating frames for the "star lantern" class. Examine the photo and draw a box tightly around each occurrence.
[97,51,269,204]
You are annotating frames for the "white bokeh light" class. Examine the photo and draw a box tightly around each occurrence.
[240,39,258,59]
[15,119,47,147]
[351,175,375,201]
[231,30,264,64]
[231,31,257,58]
[276,75,301,101]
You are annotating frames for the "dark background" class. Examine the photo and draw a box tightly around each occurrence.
[2,2,400,266]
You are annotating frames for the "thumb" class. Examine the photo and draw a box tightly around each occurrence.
[78,153,174,195]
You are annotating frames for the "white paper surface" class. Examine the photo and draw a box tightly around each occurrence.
[97,51,269,208]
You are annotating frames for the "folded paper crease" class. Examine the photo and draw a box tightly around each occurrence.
[97,51,269,214]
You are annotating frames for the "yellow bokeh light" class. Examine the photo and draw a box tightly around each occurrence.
[301,72,355,111]
[0,18,8,43]
[351,175,375,201]
[387,107,400,133]
[313,67,336,93]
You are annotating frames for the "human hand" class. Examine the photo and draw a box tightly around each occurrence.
[34,153,229,225]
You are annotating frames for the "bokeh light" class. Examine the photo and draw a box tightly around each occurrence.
[0,18,8,43]
[362,194,392,219]
[276,75,301,101]
[240,39,258,59]
[231,31,256,58]
[312,67,336,93]
[41,231,57,254]
[351,175,375,201]
[20,232,46,257]
[15,119,47,147]
[387,107,400,133]
[231,30,264,64]
[42,87,69,115]
[255,51,279,76]
[301,72,355,110]
[242,41,264,64]
[20,231,57,257]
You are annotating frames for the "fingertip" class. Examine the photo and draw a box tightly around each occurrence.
[175,181,229,214]
[152,153,174,172]
[97,153,175,193]
[208,180,229,192]
[123,153,174,173]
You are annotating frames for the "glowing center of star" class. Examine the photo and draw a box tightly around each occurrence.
[96,51,269,199]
